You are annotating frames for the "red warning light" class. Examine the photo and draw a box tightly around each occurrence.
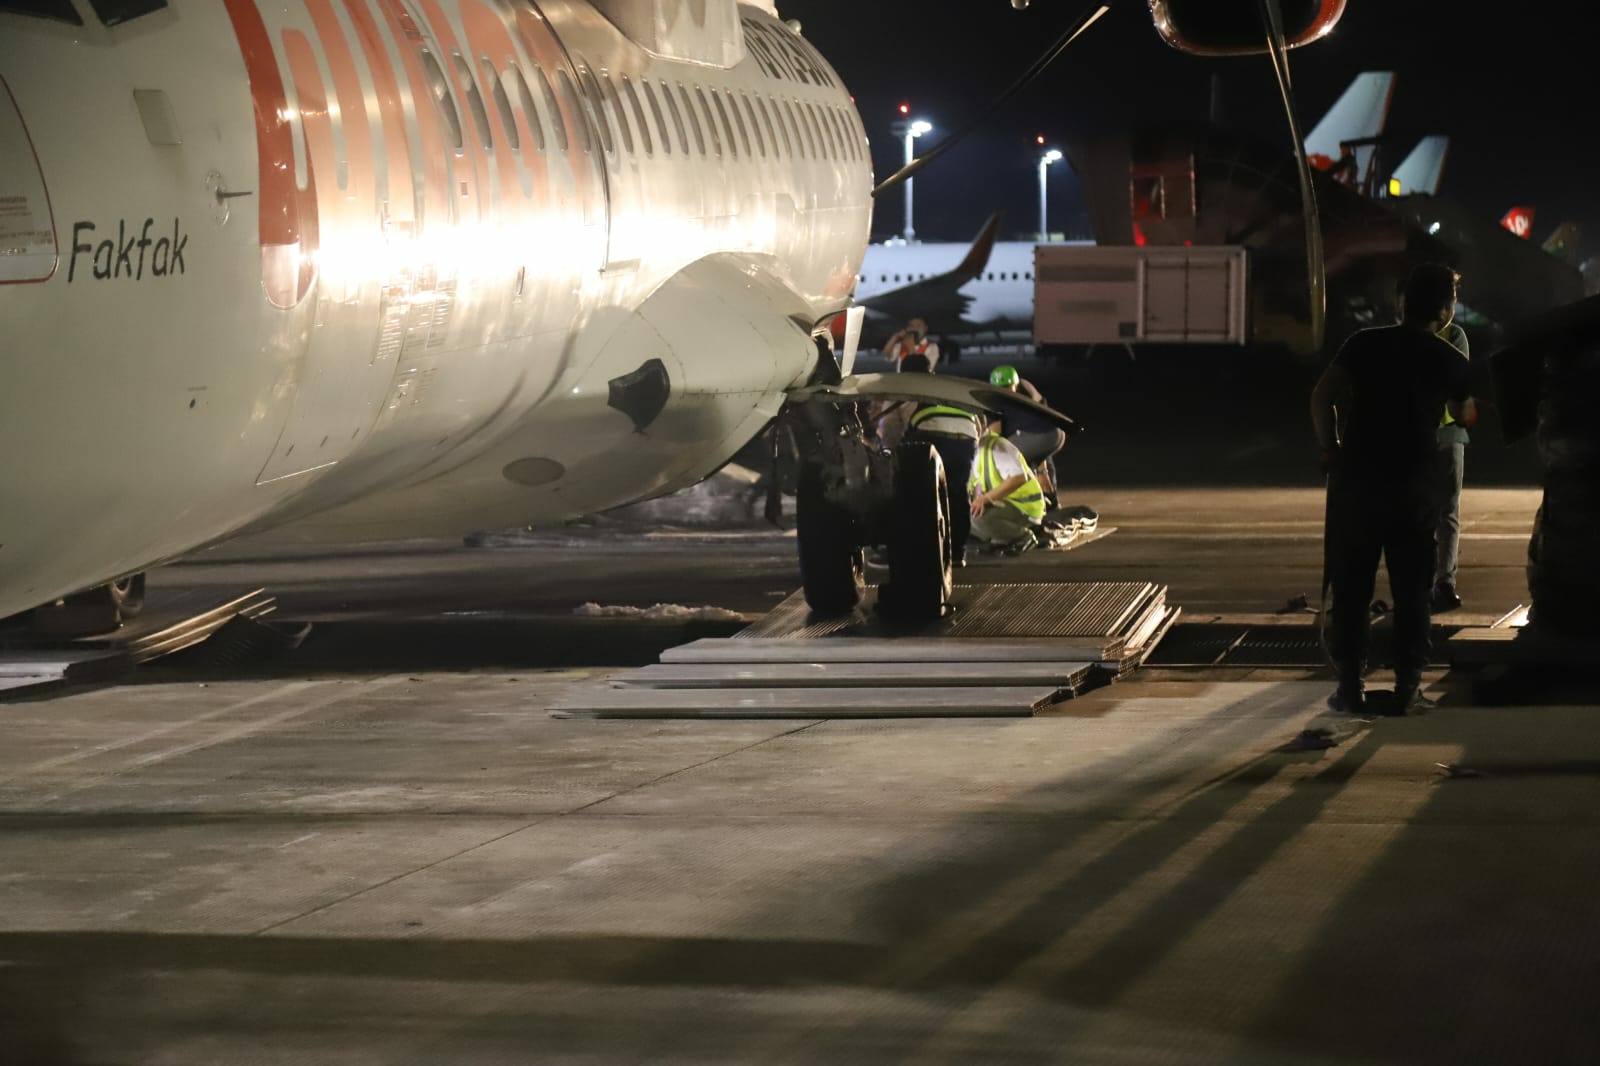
[898,103,910,115]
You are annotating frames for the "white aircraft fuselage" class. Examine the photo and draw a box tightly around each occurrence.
[0,0,871,619]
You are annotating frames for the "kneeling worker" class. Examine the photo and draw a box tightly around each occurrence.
[968,419,1048,551]
[901,353,979,564]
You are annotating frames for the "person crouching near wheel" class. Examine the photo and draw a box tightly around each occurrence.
[968,414,1049,554]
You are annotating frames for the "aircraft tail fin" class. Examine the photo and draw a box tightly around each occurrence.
[1501,206,1537,239]
[1391,135,1449,196]
[952,211,1003,283]
[1305,71,1395,169]
[1544,222,1581,265]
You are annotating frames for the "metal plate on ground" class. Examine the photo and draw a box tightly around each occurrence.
[551,685,1068,719]
[616,660,1098,690]
[663,636,1124,665]
[741,582,1158,642]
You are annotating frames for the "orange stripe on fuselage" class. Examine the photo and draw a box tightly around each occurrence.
[222,0,318,307]
[459,0,544,204]
[341,0,417,225]
[305,0,375,212]
[509,4,598,206]
[413,0,491,219]
[375,0,451,228]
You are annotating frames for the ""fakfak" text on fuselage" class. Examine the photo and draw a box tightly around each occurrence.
[68,218,188,283]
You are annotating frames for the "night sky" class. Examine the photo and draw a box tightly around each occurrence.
[784,0,1597,255]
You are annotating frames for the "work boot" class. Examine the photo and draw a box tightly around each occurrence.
[1327,676,1365,714]
[1387,681,1436,717]
[1431,584,1462,612]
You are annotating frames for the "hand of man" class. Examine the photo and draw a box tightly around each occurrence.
[970,495,990,518]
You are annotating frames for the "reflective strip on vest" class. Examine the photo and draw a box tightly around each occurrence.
[968,436,1046,521]
[909,404,980,438]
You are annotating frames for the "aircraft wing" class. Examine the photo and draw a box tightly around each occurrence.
[791,371,1078,434]
[856,212,1002,325]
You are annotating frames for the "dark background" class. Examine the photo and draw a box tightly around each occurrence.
[786,0,1596,253]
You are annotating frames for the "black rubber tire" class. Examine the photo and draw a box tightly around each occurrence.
[108,573,146,620]
[797,465,864,615]
[882,442,953,623]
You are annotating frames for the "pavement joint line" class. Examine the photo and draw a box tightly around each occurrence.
[24,676,406,805]
[0,681,325,786]
[249,717,827,937]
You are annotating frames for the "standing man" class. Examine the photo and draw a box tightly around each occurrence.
[1433,314,1471,611]
[900,353,979,565]
[1312,264,1475,715]
[884,317,940,371]
[1397,278,1471,611]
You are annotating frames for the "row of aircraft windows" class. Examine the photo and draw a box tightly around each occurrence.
[864,272,1036,284]
[417,47,865,169]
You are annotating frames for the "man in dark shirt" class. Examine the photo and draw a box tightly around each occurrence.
[1311,264,1475,714]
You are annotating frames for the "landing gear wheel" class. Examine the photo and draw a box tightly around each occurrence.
[882,442,953,623]
[797,465,865,615]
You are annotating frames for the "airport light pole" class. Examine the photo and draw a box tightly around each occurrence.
[891,114,933,242]
[1037,148,1063,242]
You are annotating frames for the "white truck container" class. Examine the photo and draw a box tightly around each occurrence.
[1033,245,1249,346]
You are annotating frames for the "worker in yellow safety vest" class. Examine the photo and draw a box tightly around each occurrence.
[900,353,979,564]
[967,424,1047,550]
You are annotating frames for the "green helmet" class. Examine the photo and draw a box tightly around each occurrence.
[990,365,1020,389]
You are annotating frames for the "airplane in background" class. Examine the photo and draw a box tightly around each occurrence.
[1391,135,1449,197]
[849,216,1088,348]
[1304,70,1394,181]
[849,71,1397,352]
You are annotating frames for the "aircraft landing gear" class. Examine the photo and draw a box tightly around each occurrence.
[789,403,954,624]
[29,573,146,636]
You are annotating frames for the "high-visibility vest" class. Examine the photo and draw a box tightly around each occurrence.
[969,433,1046,520]
[908,403,980,439]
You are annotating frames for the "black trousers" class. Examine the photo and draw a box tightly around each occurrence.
[1326,468,1440,686]
[908,432,975,561]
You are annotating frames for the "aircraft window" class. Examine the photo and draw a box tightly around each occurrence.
[740,94,767,158]
[709,90,739,159]
[784,100,811,158]
[834,108,858,161]
[756,96,784,157]
[806,103,833,159]
[3,0,82,23]
[676,84,706,155]
[556,70,590,153]
[577,68,615,154]
[421,51,464,152]
[486,60,520,153]
[598,74,633,154]
[692,86,723,157]
[509,63,544,152]
[534,66,567,153]
[638,78,670,156]
[820,106,843,158]
[621,77,652,156]
[722,90,751,159]
[452,54,493,151]
[661,81,691,155]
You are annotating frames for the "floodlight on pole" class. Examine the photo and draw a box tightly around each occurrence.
[1037,148,1063,242]
[893,116,933,241]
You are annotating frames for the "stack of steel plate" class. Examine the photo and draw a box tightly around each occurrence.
[550,582,1179,720]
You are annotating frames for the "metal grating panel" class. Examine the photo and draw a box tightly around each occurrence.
[741,583,1159,642]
